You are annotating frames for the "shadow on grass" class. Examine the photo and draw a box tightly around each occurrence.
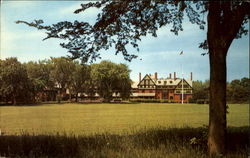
[0,126,248,158]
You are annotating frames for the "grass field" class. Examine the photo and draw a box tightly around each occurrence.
[0,103,248,135]
[0,103,249,157]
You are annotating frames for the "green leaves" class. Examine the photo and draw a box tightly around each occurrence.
[0,58,33,104]
[90,60,131,102]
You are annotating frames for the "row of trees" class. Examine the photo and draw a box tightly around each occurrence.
[192,78,250,104]
[0,57,131,105]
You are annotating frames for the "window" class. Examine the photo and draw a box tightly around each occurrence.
[170,96,173,100]
[170,81,173,84]
[164,81,167,85]
[158,81,161,84]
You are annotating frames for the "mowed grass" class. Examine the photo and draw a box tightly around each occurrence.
[0,103,248,135]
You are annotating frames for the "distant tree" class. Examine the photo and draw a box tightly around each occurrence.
[0,58,33,105]
[84,77,96,100]
[192,80,209,103]
[50,57,76,103]
[70,63,91,102]
[91,60,131,102]
[240,77,250,102]
[24,60,54,101]
[227,78,250,103]
[114,63,132,100]
[17,0,250,155]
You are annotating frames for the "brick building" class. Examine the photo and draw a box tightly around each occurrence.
[131,72,193,103]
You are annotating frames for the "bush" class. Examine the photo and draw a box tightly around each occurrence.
[169,100,176,103]
[160,99,169,103]
[188,97,195,103]
[196,99,209,104]
[129,98,162,103]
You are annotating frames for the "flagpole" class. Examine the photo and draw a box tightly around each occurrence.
[182,63,184,104]
[179,51,184,104]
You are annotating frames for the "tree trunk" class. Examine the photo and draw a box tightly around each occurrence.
[57,89,61,103]
[208,47,227,156]
[76,92,78,102]
[13,93,17,105]
[69,91,72,102]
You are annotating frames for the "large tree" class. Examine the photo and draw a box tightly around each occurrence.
[91,60,131,102]
[50,57,76,103]
[24,60,54,101]
[17,0,250,155]
[227,77,250,103]
[70,63,91,102]
[0,58,33,105]
[192,80,209,103]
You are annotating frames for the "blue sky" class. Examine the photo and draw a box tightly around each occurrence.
[1,1,249,82]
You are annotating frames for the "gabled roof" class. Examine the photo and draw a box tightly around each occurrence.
[175,78,193,88]
[137,74,156,86]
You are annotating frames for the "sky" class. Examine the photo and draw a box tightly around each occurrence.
[1,1,249,82]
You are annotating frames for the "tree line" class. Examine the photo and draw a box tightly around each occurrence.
[0,57,131,105]
[191,78,250,104]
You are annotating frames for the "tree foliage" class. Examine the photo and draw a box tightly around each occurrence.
[227,77,250,103]
[0,58,33,105]
[24,60,54,100]
[0,58,131,104]
[191,80,209,103]
[16,1,249,63]
[70,63,91,102]
[192,79,250,104]
[91,60,131,102]
[50,57,76,102]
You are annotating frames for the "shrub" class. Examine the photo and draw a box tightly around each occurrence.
[188,97,195,103]
[129,98,162,103]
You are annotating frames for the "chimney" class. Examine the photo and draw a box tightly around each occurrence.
[155,72,158,80]
[139,72,141,82]
[174,72,176,80]
[169,73,172,79]
[190,72,193,81]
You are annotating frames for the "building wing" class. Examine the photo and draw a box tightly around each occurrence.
[137,74,156,89]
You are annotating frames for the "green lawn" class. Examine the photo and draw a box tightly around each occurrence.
[0,103,248,135]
